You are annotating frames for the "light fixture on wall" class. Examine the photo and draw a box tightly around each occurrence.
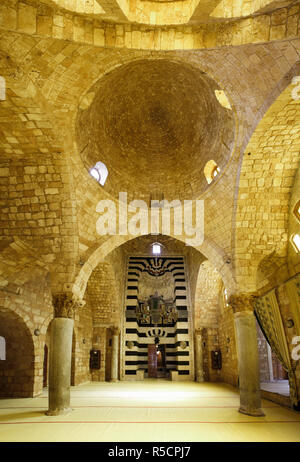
[34,329,40,336]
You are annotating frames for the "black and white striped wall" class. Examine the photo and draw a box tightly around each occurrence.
[123,256,192,380]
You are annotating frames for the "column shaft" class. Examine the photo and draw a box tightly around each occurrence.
[110,333,119,382]
[46,318,74,415]
[195,332,204,382]
[234,310,264,416]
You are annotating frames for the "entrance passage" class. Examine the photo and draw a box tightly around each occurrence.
[148,344,157,378]
[148,344,167,378]
[157,344,167,378]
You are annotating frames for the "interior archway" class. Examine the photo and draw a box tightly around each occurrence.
[234,82,300,293]
[0,308,35,397]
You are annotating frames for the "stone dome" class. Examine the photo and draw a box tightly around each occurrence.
[77,59,236,202]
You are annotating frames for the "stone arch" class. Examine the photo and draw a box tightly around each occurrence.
[234,75,300,292]
[73,233,236,301]
[288,162,300,274]
[85,258,120,382]
[193,260,223,330]
[0,50,81,295]
[0,307,35,397]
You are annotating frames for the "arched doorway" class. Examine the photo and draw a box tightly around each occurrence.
[0,307,35,397]
[43,320,52,388]
[43,344,48,388]
[71,329,76,386]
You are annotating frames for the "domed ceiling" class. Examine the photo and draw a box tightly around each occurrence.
[76,59,236,203]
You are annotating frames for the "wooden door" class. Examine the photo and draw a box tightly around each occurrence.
[148,344,157,378]
[43,345,48,387]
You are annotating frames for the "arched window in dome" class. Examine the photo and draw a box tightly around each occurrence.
[215,90,232,110]
[204,160,221,184]
[294,200,300,222]
[152,243,162,255]
[223,287,229,307]
[291,234,300,253]
[0,336,5,360]
[89,162,108,186]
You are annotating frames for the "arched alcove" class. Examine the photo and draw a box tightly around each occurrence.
[0,308,35,397]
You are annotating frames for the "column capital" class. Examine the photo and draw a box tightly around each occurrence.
[111,326,120,336]
[228,293,258,314]
[195,328,204,336]
[52,293,85,319]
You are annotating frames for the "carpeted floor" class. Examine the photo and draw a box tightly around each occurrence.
[0,380,300,442]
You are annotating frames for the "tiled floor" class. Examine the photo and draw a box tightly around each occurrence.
[0,380,300,442]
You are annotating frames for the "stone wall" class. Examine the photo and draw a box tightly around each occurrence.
[0,0,298,49]
[85,260,121,381]
[217,292,239,387]
[73,302,93,385]
[0,269,53,396]
[0,308,35,397]
[190,259,240,386]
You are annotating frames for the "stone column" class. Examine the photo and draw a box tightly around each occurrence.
[46,293,83,416]
[229,294,265,417]
[110,327,120,382]
[195,329,204,382]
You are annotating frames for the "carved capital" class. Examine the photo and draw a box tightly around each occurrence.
[195,328,204,336]
[111,326,120,336]
[52,293,85,319]
[228,293,258,314]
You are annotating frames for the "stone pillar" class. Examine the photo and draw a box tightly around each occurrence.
[229,294,265,417]
[195,329,204,382]
[110,327,120,382]
[46,293,83,416]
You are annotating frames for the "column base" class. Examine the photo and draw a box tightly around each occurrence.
[196,377,204,383]
[238,406,265,417]
[110,379,119,383]
[46,407,73,416]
